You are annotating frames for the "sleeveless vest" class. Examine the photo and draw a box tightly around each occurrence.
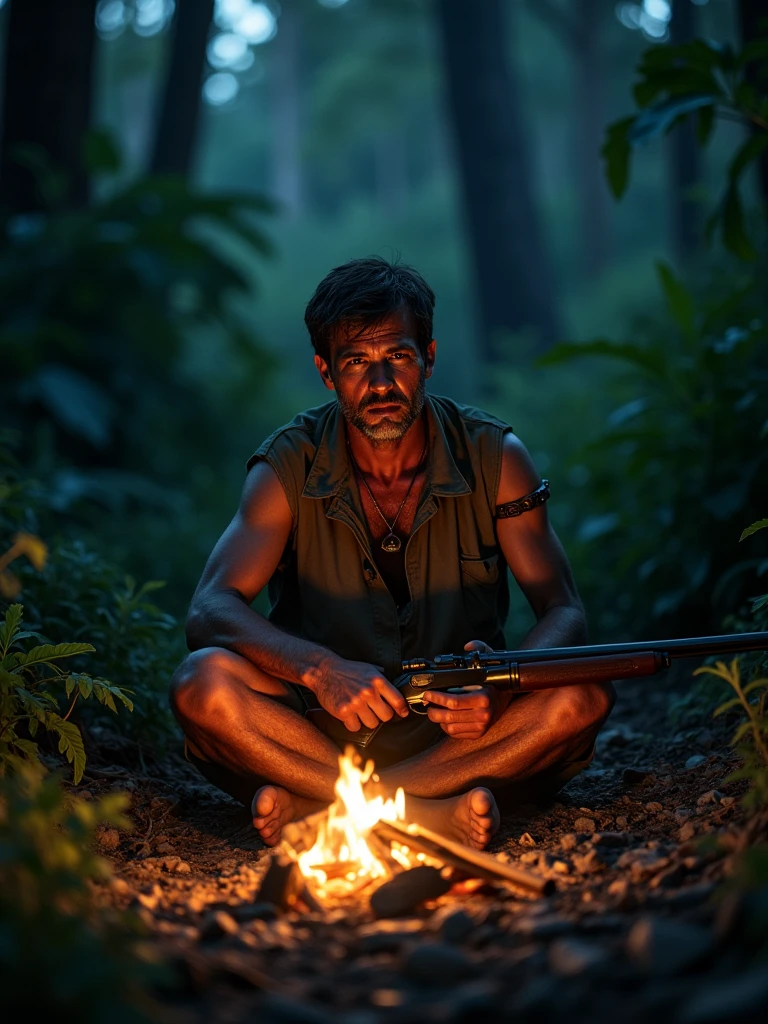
[247,395,512,680]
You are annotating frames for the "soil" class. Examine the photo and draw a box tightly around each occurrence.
[82,669,768,1024]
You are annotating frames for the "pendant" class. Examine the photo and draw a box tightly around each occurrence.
[381,533,402,553]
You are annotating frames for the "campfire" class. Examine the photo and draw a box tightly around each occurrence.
[258,749,552,915]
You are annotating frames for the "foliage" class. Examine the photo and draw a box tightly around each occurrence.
[0,529,46,599]
[0,604,133,783]
[603,34,768,259]
[742,519,768,543]
[539,262,768,638]
[0,767,163,1022]
[697,658,768,809]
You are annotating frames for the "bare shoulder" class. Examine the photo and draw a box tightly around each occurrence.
[496,432,544,505]
[238,458,294,529]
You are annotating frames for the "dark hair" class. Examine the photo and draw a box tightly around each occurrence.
[304,256,435,363]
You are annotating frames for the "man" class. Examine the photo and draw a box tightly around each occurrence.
[170,257,614,850]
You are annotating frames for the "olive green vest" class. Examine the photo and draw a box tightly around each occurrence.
[247,395,512,679]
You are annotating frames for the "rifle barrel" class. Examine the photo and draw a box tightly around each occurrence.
[491,632,768,664]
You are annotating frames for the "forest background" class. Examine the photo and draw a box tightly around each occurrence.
[1,0,767,744]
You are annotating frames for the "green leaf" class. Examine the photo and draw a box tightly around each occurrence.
[9,642,95,670]
[628,94,715,145]
[538,339,666,378]
[722,184,758,261]
[743,678,768,696]
[52,719,87,784]
[0,604,23,657]
[696,104,715,147]
[601,116,634,198]
[741,519,768,542]
[729,133,768,186]
[655,261,695,340]
[713,697,743,717]
[12,737,39,758]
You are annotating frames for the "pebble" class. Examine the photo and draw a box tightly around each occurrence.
[99,828,120,852]
[370,866,451,918]
[403,942,473,985]
[199,910,240,941]
[518,832,536,846]
[696,790,723,807]
[573,817,596,833]
[685,755,707,769]
[675,807,693,823]
[719,795,735,808]
[571,849,605,874]
[678,822,696,842]
[560,833,578,851]
[623,766,654,784]
[615,816,629,828]
[512,914,574,939]
[592,831,632,847]
[437,908,476,944]
[626,916,713,975]
[644,802,663,813]
[110,877,130,895]
[549,937,608,976]
[156,841,174,854]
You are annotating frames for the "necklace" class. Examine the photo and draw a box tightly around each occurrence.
[348,436,428,553]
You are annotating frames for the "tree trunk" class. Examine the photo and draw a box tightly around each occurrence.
[374,134,407,217]
[0,0,98,213]
[738,0,768,206]
[574,0,610,278]
[150,0,214,178]
[270,1,303,216]
[435,0,559,362]
[668,0,700,262]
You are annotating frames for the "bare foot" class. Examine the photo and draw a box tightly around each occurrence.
[406,787,500,849]
[251,785,323,847]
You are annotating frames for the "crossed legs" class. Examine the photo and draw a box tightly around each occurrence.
[170,647,614,848]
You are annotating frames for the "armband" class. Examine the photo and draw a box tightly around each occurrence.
[495,479,550,519]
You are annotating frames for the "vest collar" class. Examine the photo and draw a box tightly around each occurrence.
[301,395,472,500]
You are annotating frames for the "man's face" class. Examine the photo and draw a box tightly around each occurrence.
[315,311,436,445]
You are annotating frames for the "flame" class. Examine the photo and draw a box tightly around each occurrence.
[293,751,410,899]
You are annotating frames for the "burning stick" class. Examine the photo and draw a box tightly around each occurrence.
[373,819,554,896]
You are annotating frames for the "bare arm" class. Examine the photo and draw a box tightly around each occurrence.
[185,461,407,729]
[495,432,587,649]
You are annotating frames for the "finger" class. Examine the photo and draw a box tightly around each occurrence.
[424,691,491,710]
[356,704,380,730]
[366,693,395,724]
[342,713,362,732]
[427,707,489,724]
[377,678,409,718]
[441,725,483,739]
[464,640,494,653]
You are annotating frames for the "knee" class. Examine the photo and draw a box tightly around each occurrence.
[169,647,240,726]
[548,681,615,739]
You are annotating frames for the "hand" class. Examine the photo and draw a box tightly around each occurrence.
[311,656,409,732]
[423,639,500,740]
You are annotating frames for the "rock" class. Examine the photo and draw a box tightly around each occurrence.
[617,848,670,881]
[615,816,629,829]
[370,865,451,918]
[675,807,693,823]
[592,831,632,847]
[259,993,333,1024]
[370,989,404,1008]
[231,902,279,923]
[512,914,573,939]
[560,833,578,851]
[110,877,130,895]
[644,802,663,813]
[199,910,240,941]
[678,822,696,842]
[519,832,536,846]
[573,817,596,833]
[571,849,605,874]
[626,916,713,975]
[98,828,120,852]
[174,861,191,874]
[678,968,768,1024]
[719,795,736,808]
[437,908,476,944]
[403,942,473,985]
[156,841,174,854]
[623,766,654,784]
[685,755,707,769]
[549,937,608,976]
[697,790,723,807]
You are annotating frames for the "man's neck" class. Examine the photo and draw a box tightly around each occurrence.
[346,416,428,486]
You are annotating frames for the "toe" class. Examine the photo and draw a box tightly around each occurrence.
[469,787,493,817]
[252,785,278,821]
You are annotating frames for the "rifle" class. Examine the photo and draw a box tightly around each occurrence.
[306,631,768,749]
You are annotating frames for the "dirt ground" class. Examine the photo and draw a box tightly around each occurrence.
[83,668,768,1024]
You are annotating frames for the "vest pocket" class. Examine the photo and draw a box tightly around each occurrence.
[459,552,501,636]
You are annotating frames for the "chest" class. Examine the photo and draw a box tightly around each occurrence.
[355,469,426,543]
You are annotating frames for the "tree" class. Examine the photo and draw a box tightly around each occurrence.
[270,1,304,216]
[738,0,768,206]
[668,0,700,262]
[435,0,560,362]
[0,0,98,213]
[527,0,610,278]
[150,0,215,178]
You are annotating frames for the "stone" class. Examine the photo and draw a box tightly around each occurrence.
[573,817,596,833]
[259,993,333,1024]
[110,877,130,895]
[697,790,723,807]
[512,914,573,939]
[675,807,693,823]
[645,802,663,813]
[592,831,632,847]
[685,755,707,769]
[518,832,536,846]
[678,822,696,842]
[403,942,473,985]
[370,865,451,918]
[678,968,768,1024]
[231,902,279,924]
[99,828,120,851]
[560,833,578,851]
[623,766,654,784]
[437,908,475,944]
[549,937,608,976]
[615,816,629,829]
[173,861,191,874]
[719,795,736,808]
[626,916,713,975]
[156,841,174,854]
[199,910,240,941]
[571,849,605,874]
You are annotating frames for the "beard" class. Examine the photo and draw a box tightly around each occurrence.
[337,374,427,445]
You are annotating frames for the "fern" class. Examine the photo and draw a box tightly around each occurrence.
[0,604,133,783]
